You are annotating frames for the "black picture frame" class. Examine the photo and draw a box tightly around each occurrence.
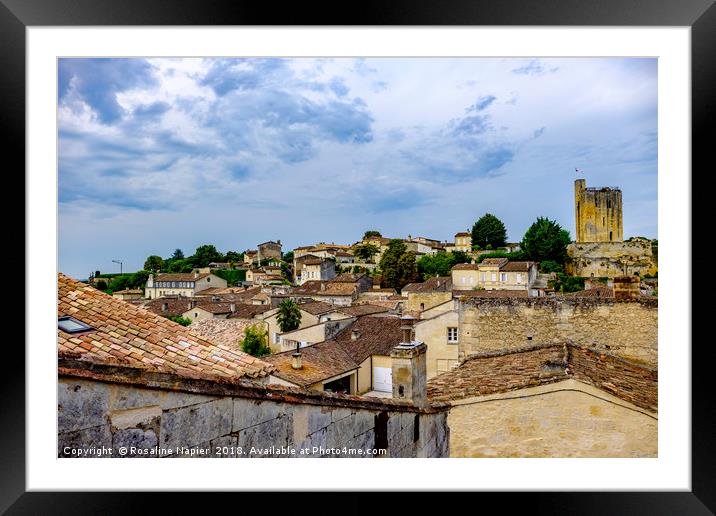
[5,0,713,513]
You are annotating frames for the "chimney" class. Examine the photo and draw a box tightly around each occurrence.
[162,302,168,312]
[400,315,415,343]
[391,341,427,406]
[230,303,236,312]
[292,352,302,369]
[351,329,361,341]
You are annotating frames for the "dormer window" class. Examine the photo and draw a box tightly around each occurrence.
[58,316,93,334]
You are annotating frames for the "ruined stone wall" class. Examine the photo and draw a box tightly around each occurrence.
[447,379,657,458]
[566,239,656,278]
[458,298,657,366]
[58,376,449,458]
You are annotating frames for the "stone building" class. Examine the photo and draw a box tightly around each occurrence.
[451,259,539,296]
[257,240,282,262]
[568,179,656,277]
[453,231,472,253]
[145,272,227,299]
[427,343,657,458]
[457,295,658,366]
[574,179,623,243]
[402,276,453,312]
[57,274,450,458]
[295,255,336,285]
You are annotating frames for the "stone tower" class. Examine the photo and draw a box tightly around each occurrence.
[574,179,623,243]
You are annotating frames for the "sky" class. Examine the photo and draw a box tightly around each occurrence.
[58,57,657,279]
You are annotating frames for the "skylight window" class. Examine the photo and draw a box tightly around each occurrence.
[58,316,93,333]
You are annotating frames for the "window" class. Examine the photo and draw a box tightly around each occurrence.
[516,273,523,284]
[413,415,420,443]
[420,303,425,311]
[273,333,280,344]
[207,277,211,282]
[58,316,93,333]
[500,273,507,282]
[447,327,458,343]
[480,272,486,282]
[491,273,497,282]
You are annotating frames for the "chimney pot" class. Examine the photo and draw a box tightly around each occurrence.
[291,352,302,370]
[351,329,361,341]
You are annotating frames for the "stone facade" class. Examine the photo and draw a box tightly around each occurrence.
[458,297,657,366]
[58,363,450,459]
[566,239,657,278]
[574,179,623,243]
[447,379,657,458]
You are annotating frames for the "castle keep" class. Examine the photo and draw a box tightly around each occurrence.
[567,178,656,278]
[574,179,623,243]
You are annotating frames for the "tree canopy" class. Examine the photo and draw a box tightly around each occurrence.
[521,216,571,263]
[471,213,507,250]
[224,250,243,263]
[363,230,382,240]
[354,243,380,261]
[417,251,471,278]
[276,299,302,333]
[240,325,271,357]
[171,249,185,261]
[193,244,223,267]
[143,255,164,273]
[379,239,417,290]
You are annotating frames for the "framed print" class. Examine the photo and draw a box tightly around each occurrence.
[5,0,714,512]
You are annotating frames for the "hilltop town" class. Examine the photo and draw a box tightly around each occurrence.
[59,179,658,458]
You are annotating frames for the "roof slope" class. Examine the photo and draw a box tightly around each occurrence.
[402,276,452,293]
[58,273,274,381]
[333,315,404,363]
[263,341,359,386]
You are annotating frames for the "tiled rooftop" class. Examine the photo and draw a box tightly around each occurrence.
[332,315,404,364]
[263,341,360,387]
[58,274,275,381]
[402,276,452,293]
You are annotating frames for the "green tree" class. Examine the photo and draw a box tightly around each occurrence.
[192,244,223,267]
[471,213,508,249]
[379,239,417,290]
[171,249,185,261]
[107,275,130,293]
[167,259,193,273]
[521,217,571,264]
[144,255,164,273]
[95,280,108,291]
[224,251,243,263]
[129,270,150,289]
[417,251,472,278]
[240,325,271,357]
[167,315,192,326]
[363,230,382,240]
[276,299,302,333]
[354,243,380,261]
[282,251,294,263]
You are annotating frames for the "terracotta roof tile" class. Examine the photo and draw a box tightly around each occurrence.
[58,274,274,381]
[263,341,360,387]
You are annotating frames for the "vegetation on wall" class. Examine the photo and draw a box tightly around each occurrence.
[212,268,247,286]
[549,273,586,293]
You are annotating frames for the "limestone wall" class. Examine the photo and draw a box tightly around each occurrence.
[447,379,657,458]
[58,376,449,458]
[458,297,657,366]
[566,239,656,277]
[406,291,452,312]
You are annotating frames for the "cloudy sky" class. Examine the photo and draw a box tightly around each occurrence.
[58,57,657,278]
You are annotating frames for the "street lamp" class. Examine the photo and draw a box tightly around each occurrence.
[112,260,123,274]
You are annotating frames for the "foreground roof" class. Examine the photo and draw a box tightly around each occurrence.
[58,273,274,381]
[427,343,657,411]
